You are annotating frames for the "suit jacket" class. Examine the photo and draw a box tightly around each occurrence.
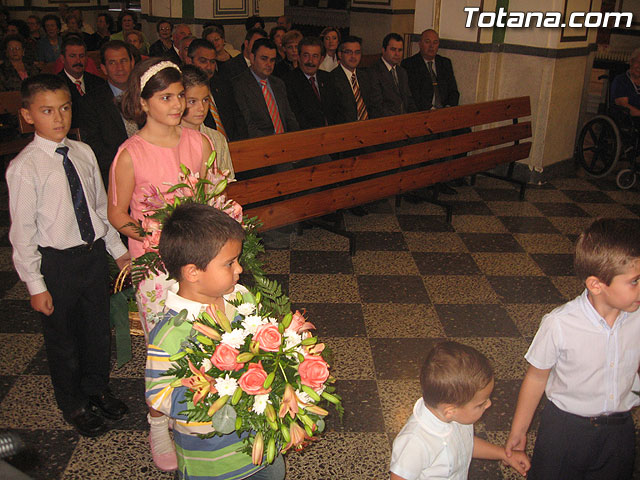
[233,69,299,138]
[59,71,106,128]
[328,65,383,124]
[283,68,338,129]
[367,58,416,117]
[77,82,128,187]
[401,53,459,111]
[219,53,249,81]
[204,72,248,141]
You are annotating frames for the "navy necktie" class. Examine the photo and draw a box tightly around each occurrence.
[56,146,95,244]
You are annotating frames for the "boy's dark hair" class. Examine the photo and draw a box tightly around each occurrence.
[61,34,86,56]
[159,203,245,281]
[21,74,70,108]
[338,35,363,52]
[420,341,493,408]
[251,38,276,55]
[121,58,182,128]
[383,32,403,50]
[245,15,265,31]
[181,64,209,89]
[42,14,62,31]
[187,38,215,58]
[574,218,640,285]
[100,39,132,65]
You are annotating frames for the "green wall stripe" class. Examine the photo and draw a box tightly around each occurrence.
[492,0,509,44]
[182,0,194,20]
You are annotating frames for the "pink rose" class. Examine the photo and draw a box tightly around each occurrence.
[298,356,330,390]
[141,217,161,232]
[211,344,244,371]
[224,200,243,223]
[238,361,272,395]
[142,229,162,252]
[254,324,282,352]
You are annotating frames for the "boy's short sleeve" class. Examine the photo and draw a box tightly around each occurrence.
[390,430,431,480]
[525,313,561,370]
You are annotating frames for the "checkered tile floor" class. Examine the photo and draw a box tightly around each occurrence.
[2,172,640,479]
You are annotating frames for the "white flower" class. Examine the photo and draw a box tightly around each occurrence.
[201,358,212,372]
[215,374,238,397]
[296,389,312,404]
[252,394,271,415]
[267,317,278,325]
[221,328,248,349]
[242,315,267,335]
[236,303,256,316]
[284,331,302,350]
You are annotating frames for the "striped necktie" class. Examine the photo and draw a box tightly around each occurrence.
[351,72,368,121]
[74,80,84,96]
[208,94,228,139]
[260,79,285,134]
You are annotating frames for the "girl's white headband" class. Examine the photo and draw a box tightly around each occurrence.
[140,61,181,91]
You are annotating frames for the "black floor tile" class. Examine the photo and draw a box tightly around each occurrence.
[530,253,576,276]
[396,215,454,232]
[0,374,16,402]
[290,303,366,337]
[352,232,408,251]
[474,187,522,201]
[290,251,353,274]
[499,216,561,234]
[6,429,79,480]
[624,204,640,217]
[412,252,481,275]
[106,377,148,431]
[357,275,431,304]
[369,337,442,380]
[459,233,525,253]
[362,199,394,214]
[434,304,520,337]
[487,276,565,304]
[0,270,19,294]
[0,299,42,333]
[560,190,615,203]
[23,345,49,375]
[532,202,590,217]
[448,201,494,216]
[324,379,385,433]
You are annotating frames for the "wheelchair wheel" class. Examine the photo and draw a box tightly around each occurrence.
[575,116,621,178]
[616,169,637,189]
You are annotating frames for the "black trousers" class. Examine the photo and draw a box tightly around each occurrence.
[529,401,635,480]
[38,240,111,415]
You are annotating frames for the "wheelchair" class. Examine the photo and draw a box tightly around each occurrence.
[575,75,640,189]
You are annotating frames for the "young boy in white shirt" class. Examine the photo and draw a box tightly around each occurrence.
[506,218,640,479]
[390,341,530,479]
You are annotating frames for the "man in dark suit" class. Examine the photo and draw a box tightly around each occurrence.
[329,35,382,124]
[368,33,416,116]
[219,27,267,80]
[185,39,248,141]
[57,35,105,129]
[233,38,299,138]
[283,36,337,129]
[401,29,459,111]
[77,40,135,187]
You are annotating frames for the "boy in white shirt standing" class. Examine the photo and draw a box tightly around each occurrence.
[506,218,640,479]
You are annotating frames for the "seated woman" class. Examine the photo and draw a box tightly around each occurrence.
[203,24,239,65]
[7,20,38,64]
[273,29,302,78]
[269,26,287,63]
[88,13,113,51]
[0,34,40,91]
[37,14,62,63]
[319,26,340,72]
[125,30,149,63]
[111,10,149,55]
[611,48,640,117]
[62,13,91,46]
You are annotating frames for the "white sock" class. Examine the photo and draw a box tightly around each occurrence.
[148,414,175,455]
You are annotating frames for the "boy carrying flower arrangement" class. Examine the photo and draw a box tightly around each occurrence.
[145,203,340,479]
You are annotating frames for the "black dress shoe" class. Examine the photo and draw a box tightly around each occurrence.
[437,182,458,195]
[89,390,129,420]
[64,404,108,437]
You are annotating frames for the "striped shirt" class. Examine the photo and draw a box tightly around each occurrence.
[145,284,263,480]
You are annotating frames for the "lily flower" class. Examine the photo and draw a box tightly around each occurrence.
[252,432,264,465]
[284,420,313,451]
[181,360,217,405]
[193,322,222,341]
[278,384,299,419]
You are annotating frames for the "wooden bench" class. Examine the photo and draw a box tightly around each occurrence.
[0,91,31,158]
[226,96,532,254]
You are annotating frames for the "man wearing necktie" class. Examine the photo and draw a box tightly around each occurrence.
[233,38,299,139]
[368,32,416,117]
[283,36,338,129]
[57,35,106,129]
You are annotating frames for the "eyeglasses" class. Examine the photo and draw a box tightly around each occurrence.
[341,49,361,55]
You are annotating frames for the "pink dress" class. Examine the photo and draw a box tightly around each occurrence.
[111,126,206,258]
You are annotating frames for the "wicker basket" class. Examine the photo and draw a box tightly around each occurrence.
[114,264,145,337]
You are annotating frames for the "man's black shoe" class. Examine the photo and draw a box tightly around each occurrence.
[64,404,108,437]
[89,390,129,420]
[437,182,458,195]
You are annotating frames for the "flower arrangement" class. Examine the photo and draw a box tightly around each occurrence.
[163,282,343,464]
[130,152,264,286]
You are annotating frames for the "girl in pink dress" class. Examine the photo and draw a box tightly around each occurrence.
[107,58,212,472]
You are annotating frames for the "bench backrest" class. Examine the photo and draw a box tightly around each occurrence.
[226,96,532,231]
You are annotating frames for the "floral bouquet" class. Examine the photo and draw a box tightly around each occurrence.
[164,281,343,464]
[130,151,264,286]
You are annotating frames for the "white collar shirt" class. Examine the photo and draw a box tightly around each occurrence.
[340,64,359,96]
[526,289,640,416]
[6,134,127,295]
[391,398,473,480]
[164,282,248,321]
[318,53,339,73]
[64,69,85,94]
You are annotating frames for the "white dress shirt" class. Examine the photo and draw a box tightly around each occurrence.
[64,69,85,94]
[391,398,474,480]
[526,289,640,416]
[6,134,128,295]
[319,53,339,73]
